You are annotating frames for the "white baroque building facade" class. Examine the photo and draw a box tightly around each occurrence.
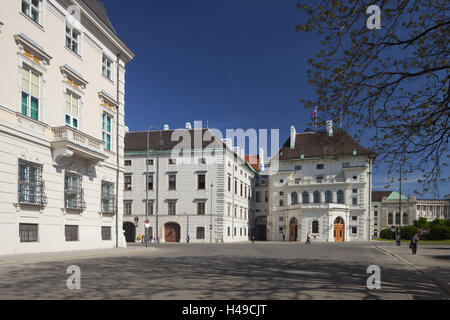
[0,0,134,255]
[266,123,374,242]
[123,125,257,243]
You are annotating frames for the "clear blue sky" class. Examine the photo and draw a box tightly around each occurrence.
[103,0,448,198]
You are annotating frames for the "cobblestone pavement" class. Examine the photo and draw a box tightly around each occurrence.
[0,242,448,300]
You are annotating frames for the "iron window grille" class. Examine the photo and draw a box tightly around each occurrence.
[102,226,112,240]
[19,223,38,242]
[65,225,79,241]
[101,181,116,214]
[64,173,86,211]
[18,159,47,207]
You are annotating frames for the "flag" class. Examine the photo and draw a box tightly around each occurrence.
[310,106,318,117]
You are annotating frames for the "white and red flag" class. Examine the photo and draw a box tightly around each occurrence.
[310,106,318,118]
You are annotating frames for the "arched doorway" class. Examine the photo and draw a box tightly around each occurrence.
[254,216,267,241]
[123,222,136,243]
[289,217,298,241]
[334,217,345,242]
[164,222,181,243]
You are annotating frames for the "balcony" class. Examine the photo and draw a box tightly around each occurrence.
[51,126,108,163]
[286,178,348,186]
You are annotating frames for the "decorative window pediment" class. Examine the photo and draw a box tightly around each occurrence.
[60,64,88,90]
[14,33,52,66]
[99,90,118,110]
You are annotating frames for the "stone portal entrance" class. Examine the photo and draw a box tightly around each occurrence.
[164,222,181,242]
[289,217,298,242]
[334,217,345,242]
[123,222,136,243]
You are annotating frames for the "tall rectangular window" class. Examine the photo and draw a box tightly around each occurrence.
[22,0,41,24]
[168,175,176,190]
[102,113,112,151]
[19,223,38,242]
[65,91,79,129]
[21,66,40,120]
[65,225,79,241]
[18,159,46,207]
[147,201,154,215]
[101,181,115,213]
[66,24,80,54]
[124,175,132,190]
[227,176,231,192]
[168,201,176,215]
[146,174,154,190]
[102,226,111,240]
[197,227,205,240]
[198,174,205,190]
[124,201,132,215]
[65,174,85,210]
[197,202,206,215]
[102,55,112,80]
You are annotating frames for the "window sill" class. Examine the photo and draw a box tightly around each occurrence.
[64,46,83,61]
[20,12,44,31]
[101,73,114,84]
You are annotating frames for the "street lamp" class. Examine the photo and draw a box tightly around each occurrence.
[146,126,163,247]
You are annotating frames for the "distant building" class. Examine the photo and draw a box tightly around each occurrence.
[266,122,374,242]
[123,125,257,243]
[371,190,450,236]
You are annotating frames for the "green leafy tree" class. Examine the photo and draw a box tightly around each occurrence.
[429,218,446,228]
[413,217,429,229]
[296,0,449,196]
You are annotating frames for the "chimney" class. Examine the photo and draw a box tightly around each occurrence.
[326,120,333,137]
[259,147,265,172]
[185,122,192,130]
[163,124,169,130]
[290,126,296,149]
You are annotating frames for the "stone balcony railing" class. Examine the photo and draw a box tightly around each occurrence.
[51,126,108,163]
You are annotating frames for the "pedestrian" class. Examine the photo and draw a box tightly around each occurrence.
[306,232,312,245]
[396,233,401,246]
[149,236,152,244]
[186,234,190,243]
[410,233,418,255]
[251,235,255,243]
[157,235,160,244]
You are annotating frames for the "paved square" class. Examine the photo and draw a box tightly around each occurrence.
[0,242,448,300]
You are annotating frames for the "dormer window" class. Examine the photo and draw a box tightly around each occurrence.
[22,0,42,25]
[66,24,80,55]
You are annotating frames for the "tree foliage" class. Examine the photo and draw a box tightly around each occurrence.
[296,0,449,196]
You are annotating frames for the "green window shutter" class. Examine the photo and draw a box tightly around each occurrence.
[30,97,39,120]
[22,92,29,115]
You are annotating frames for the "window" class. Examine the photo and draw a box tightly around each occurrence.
[352,198,358,205]
[198,174,206,190]
[388,213,393,225]
[19,223,38,242]
[244,185,247,199]
[317,164,324,170]
[374,218,378,226]
[227,205,231,217]
[403,212,408,225]
[279,217,284,222]
[337,190,345,204]
[18,159,46,207]
[102,226,111,240]
[316,176,324,182]
[353,188,358,194]
[342,162,350,168]
[291,192,298,205]
[168,175,176,190]
[240,182,243,197]
[197,227,205,239]
[147,201,154,215]
[325,191,332,203]
[280,192,284,196]
[21,66,40,120]
[279,199,284,207]
[64,173,85,210]
[234,206,237,218]
[280,179,284,183]
[313,191,321,204]
[227,176,231,192]
[102,113,112,151]
[102,55,112,80]
[124,160,131,166]
[169,159,176,165]
[65,91,79,129]
[395,212,401,224]
[147,159,154,165]
[352,216,357,221]
[279,227,284,233]
[66,24,80,54]
[312,221,319,234]
[234,180,238,194]
[101,181,115,213]
[22,0,41,25]
[146,174,154,190]
[294,165,302,171]
[256,191,261,202]
[199,158,206,164]
[295,178,301,184]
[240,208,243,219]
[234,227,236,236]
[240,228,242,236]
[65,225,79,241]
[124,201,132,215]
[168,201,176,215]
[124,175,132,191]
[352,227,357,234]
[228,227,230,236]
[197,202,206,215]
[374,211,378,217]
[302,192,309,204]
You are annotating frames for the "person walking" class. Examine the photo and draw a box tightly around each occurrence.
[410,233,418,255]
[251,234,255,244]
[186,234,190,243]
[306,232,312,245]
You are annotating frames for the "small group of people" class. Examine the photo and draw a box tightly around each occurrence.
[138,234,160,245]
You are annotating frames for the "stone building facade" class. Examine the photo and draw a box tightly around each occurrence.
[123,126,257,243]
[0,0,134,254]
